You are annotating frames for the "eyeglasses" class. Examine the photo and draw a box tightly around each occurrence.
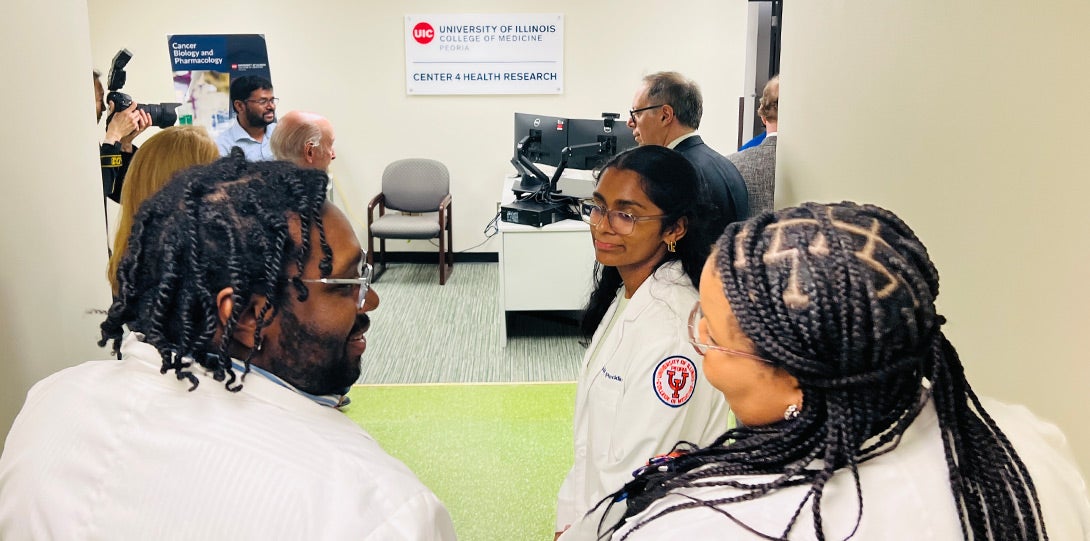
[687,303,770,362]
[579,200,665,235]
[245,97,280,107]
[301,260,373,310]
[628,104,664,123]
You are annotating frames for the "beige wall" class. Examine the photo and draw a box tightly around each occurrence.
[778,2,1090,472]
[86,0,749,251]
[0,0,113,441]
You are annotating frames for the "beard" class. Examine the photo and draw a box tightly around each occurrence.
[261,307,365,396]
[245,107,275,128]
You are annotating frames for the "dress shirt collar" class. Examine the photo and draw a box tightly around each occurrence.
[228,358,352,409]
[667,132,700,149]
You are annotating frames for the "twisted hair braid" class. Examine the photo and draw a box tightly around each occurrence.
[599,202,1045,540]
[99,149,332,392]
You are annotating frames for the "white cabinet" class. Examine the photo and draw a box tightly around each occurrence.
[496,180,596,345]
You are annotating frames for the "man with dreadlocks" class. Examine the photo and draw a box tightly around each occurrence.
[566,202,1089,540]
[0,152,456,540]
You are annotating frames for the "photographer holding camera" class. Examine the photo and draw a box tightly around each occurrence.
[96,49,181,203]
[95,69,150,203]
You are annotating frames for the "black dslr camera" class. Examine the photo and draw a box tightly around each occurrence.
[105,49,180,129]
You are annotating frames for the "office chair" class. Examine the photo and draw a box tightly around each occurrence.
[367,158,453,285]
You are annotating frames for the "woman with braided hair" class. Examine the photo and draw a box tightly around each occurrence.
[556,145,731,539]
[572,202,1089,540]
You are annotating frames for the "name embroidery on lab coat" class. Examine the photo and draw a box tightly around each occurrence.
[600,367,623,382]
[652,356,697,407]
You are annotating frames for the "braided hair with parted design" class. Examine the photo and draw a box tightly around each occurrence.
[599,202,1046,540]
[99,149,334,392]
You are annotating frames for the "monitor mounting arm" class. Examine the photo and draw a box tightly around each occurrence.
[548,141,609,194]
[510,134,552,196]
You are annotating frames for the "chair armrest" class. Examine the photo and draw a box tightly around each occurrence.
[438,194,452,225]
[367,193,386,224]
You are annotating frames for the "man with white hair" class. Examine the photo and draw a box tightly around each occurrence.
[270,110,336,171]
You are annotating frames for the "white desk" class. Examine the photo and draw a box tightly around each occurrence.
[497,178,596,346]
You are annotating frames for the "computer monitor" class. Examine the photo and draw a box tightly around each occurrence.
[513,112,569,166]
[511,112,569,194]
[564,117,638,171]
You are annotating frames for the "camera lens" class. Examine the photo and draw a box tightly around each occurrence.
[138,103,181,129]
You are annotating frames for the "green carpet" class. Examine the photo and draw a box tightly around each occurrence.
[343,382,575,540]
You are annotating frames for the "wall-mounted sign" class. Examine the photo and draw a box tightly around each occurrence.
[167,34,271,136]
[405,13,564,95]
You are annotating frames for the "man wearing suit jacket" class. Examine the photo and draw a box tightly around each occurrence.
[627,71,749,237]
[729,75,779,217]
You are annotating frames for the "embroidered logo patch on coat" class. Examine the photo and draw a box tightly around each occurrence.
[652,356,697,407]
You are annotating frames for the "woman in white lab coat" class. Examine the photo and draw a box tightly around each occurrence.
[581,202,1090,540]
[555,146,731,539]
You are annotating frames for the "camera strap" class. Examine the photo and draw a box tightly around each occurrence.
[102,195,112,259]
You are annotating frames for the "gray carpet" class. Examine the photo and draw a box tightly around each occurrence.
[359,262,584,383]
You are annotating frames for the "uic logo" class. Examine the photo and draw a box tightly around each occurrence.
[413,22,435,44]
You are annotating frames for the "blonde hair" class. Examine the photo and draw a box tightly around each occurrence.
[107,125,219,295]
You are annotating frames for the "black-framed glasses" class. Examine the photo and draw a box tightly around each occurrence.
[687,303,770,362]
[301,260,373,310]
[579,199,665,235]
[245,97,279,107]
[628,104,664,123]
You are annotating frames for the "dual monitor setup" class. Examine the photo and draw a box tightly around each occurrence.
[502,112,637,227]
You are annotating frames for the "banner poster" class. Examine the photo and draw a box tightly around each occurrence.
[405,13,564,95]
[166,34,272,137]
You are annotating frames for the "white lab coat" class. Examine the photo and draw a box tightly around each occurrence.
[556,260,731,534]
[597,398,1090,540]
[0,334,456,541]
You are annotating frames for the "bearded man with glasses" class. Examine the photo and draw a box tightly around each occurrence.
[0,153,455,540]
[627,71,750,238]
[215,74,279,161]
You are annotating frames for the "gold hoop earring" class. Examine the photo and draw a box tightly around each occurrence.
[666,240,676,252]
